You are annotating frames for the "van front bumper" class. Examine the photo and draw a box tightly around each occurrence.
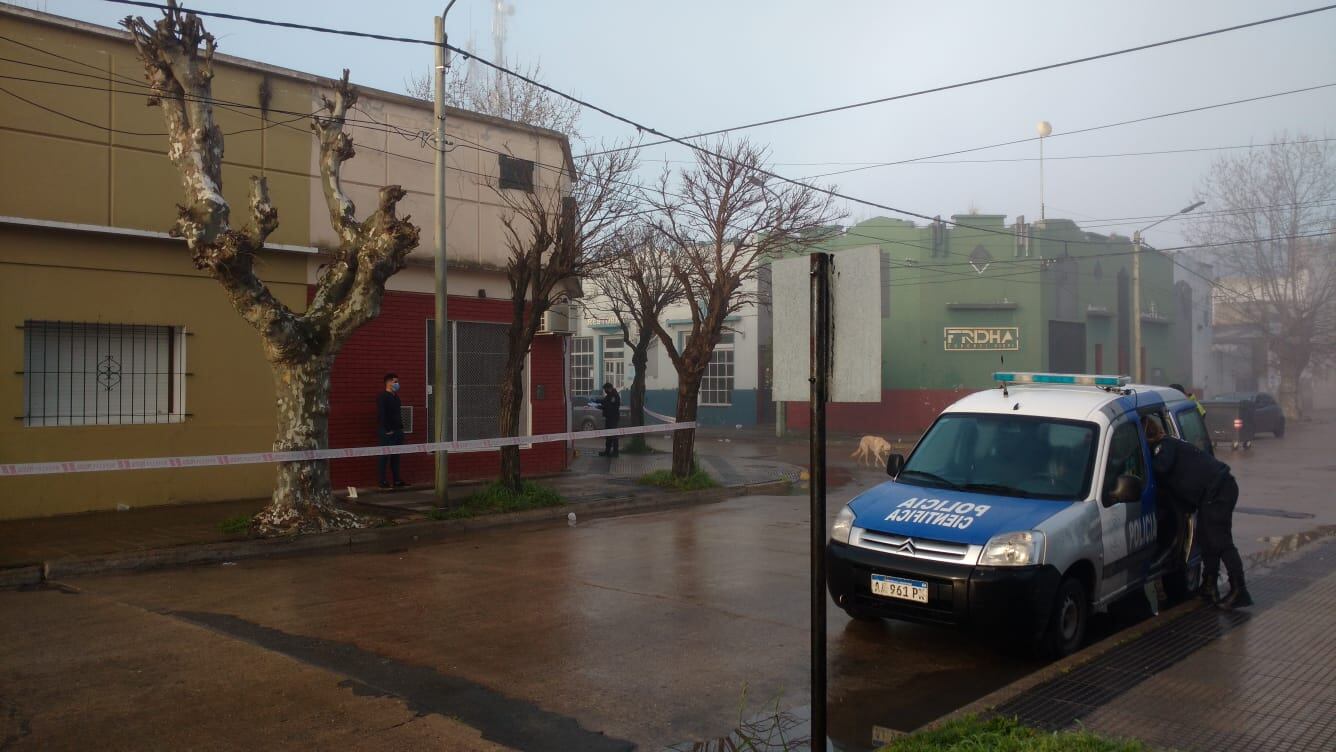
[826,541,1062,638]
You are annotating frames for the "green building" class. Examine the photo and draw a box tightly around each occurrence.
[780,214,1181,434]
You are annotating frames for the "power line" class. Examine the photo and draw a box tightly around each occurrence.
[95,2,1336,248]
[799,84,1336,180]
[580,4,1336,157]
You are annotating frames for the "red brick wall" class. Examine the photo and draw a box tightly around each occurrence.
[784,388,971,438]
[322,289,569,487]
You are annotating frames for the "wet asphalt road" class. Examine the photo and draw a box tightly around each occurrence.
[4,420,1333,751]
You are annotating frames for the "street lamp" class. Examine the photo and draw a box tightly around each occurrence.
[1131,200,1205,382]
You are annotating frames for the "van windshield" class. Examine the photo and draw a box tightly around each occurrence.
[899,413,1099,500]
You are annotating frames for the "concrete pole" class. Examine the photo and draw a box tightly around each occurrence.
[433,12,451,507]
[1132,230,1142,383]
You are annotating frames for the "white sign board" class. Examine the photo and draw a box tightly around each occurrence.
[771,246,882,402]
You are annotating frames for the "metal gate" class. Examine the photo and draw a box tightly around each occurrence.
[1047,320,1087,374]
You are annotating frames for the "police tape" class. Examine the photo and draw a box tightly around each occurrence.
[0,421,697,478]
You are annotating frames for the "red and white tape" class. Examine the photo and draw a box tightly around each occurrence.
[0,421,696,478]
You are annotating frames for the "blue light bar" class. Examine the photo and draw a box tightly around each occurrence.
[993,372,1130,387]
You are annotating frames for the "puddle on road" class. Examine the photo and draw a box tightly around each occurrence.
[1251,524,1336,568]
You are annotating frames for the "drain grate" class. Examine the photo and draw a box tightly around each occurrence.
[992,542,1334,732]
[1235,506,1315,519]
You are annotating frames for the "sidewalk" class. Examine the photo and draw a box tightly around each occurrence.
[0,438,801,570]
[989,534,1336,752]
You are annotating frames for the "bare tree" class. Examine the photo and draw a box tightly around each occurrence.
[1189,134,1336,418]
[651,139,843,477]
[123,3,420,535]
[492,147,641,490]
[584,225,685,443]
[406,58,580,138]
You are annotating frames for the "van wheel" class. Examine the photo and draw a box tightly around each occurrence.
[580,418,596,432]
[1040,576,1089,658]
[1164,557,1202,603]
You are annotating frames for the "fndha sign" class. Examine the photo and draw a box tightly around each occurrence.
[944,327,1020,351]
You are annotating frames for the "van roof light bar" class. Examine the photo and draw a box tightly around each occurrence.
[993,372,1130,388]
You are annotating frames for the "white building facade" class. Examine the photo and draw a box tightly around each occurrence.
[569,275,767,426]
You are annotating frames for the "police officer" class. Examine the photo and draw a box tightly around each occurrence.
[1143,416,1251,608]
[592,382,621,458]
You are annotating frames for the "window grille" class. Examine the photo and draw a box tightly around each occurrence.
[400,405,414,434]
[700,339,735,406]
[498,154,535,192]
[571,336,594,396]
[21,321,186,427]
[454,322,509,441]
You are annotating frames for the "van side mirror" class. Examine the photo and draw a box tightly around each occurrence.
[1103,474,1143,506]
[886,453,906,478]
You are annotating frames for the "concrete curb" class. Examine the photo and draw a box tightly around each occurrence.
[4,479,791,585]
[913,597,1206,734]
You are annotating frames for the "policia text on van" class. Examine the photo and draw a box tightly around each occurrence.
[826,373,1211,657]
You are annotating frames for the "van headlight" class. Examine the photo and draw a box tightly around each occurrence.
[830,505,856,544]
[979,531,1045,566]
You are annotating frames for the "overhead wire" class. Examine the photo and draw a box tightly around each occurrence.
[95,0,1336,249]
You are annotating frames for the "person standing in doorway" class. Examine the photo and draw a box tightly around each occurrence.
[377,373,407,489]
[593,382,621,458]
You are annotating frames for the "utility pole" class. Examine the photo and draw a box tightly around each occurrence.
[433,3,456,507]
[1131,201,1204,383]
[1131,230,1143,383]
[809,252,832,751]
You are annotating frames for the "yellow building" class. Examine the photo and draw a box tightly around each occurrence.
[0,5,575,519]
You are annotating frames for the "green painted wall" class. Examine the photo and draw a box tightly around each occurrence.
[790,214,1183,392]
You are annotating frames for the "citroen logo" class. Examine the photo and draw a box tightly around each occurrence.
[897,538,917,555]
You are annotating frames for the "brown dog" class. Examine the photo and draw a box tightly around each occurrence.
[851,435,892,468]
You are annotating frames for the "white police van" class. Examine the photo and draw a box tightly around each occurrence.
[826,372,1213,657]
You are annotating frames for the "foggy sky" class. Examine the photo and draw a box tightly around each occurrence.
[30,0,1336,246]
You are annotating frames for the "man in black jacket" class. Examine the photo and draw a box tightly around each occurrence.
[1143,416,1251,608]
[592,382,621,458]
[377,373,407,489]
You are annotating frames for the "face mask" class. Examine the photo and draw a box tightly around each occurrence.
[391,382,400,392]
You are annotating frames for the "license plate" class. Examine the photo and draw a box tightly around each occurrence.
[871,574,929,603]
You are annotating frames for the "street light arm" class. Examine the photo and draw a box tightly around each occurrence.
[1137,201,1206,236]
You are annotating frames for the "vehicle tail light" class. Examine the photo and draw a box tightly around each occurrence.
[1233,418,1243,429]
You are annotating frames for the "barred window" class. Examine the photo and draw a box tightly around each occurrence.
[571,337,594,397]
[498,154,535,192]
[700,334,735,406]
[602,336,626,390]
[454,322,509,441]
[426,320,520,442]
[22,321,186,427]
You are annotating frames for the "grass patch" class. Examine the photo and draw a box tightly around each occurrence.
[882,716,1146,752]
[219,515,252,535]
[639,466,717,491]
[427,481,563,520]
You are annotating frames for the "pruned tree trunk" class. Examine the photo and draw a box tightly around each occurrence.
[1276,349,1307,419]
[124,4,419,537]
[498,347,528,493]
[629,338,650,427]
[255,357,360,533]
[671,378,702,477]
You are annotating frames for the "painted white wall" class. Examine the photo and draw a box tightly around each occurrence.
[570,275,762,397]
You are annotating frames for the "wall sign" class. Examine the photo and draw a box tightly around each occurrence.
[944,327,1020,351]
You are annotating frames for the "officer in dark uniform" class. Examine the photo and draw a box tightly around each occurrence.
[592,382,621,458]
[1143,416,1251,608]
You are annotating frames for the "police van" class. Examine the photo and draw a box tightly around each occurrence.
[826,372,1213,657]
